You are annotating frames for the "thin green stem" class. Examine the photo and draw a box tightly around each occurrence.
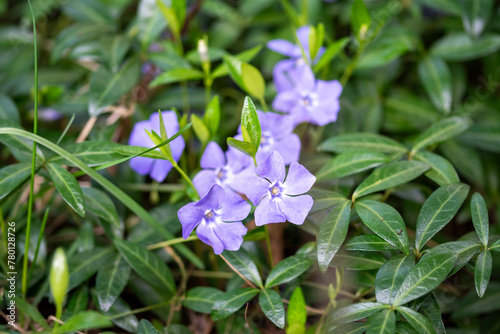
[53,305,62,333]
[108,301,172,320]
[0,208,6,258]
[27,208,49,284]
[146,235,199,250]
[181,81,190,115]
[258,97,268,112]
[264,225,274,269]
[23,0,39,298]
[172,162,199,200]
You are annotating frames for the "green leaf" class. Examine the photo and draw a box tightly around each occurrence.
[114,239,176,299]
[227,138,257,157]
[314,37,350,72]
[352,161,430,200]
[223,54,245,89]
[47,163,85,217]
[182,287,223,314]
[462,0,493,38]
[351,0,371,41]
[61,0,114,24]
[395,321,420,334]
[310,189,347,213]
[89,57,141,116]
[14,298,50,329]
[415,183,469,251]
[355,200,409,254]
[366,309,395,334]
[308,24,324,61]
[334,323,370,334]
[331,302,385,325]
[451,284,500,319]
[414,151,459,186]
[0,94,20,123]
[92,293,138,332]
[430,33,500,61]
[459,125,500,153]
[99,35,131,72]
[211,288,259,321]
[50,248,69,314]
[149,68,204,87]
[411,117,471,154]
[241,62,265,100]
[68,247,114,290]
[265,256,313,288]
[55,311,112,334]
[157,0,180,37]
[212,45,262,79]
[317,199,352,273]
[417,56,452,113]
[490,239,500,252]
[316,151,388,181]
[333,251,386,270]
[137,319,159,334]
[221,248,263,288]
[96,253,131,312]
[392,250,457,306]
[0,163,32,201]
[259,289,286,328]
[82,187,120,227]
[474,250,492,298]
[287,287,306,331]
[66,286,88,318]
[427,241,481,277]
[396,306,436,334]
[375,254,414,304]
[471,192,489,246]
[49,141,124,167]
[344,235,397,252]
[320,133,407,154]
[191,114,210,145]
[420,294,446,334]
[241,97,261,147]
[137,0,168,49]
[440,139,483,186]
[204,95,221,136]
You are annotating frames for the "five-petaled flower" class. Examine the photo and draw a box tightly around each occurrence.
[128,111,184,182]
[241,151,316,226]
[193,141,254,197]
[177,185,251,255]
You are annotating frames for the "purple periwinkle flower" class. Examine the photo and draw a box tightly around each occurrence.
[177,185,251,255]
[241,151,316,226]
[193,141,254,198]
[272,65,342,126]
[128,111,185,183]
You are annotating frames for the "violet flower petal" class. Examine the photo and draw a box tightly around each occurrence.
[213,222,247,251]
[256,151,286,183]
[277,194,314,225]
[201,141,226,169]
[283,161,316,195]
[177,203,204,239]
[240,176,270,205]
[255,196,287,226]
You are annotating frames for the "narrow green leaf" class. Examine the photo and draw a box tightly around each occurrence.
[320,133,407,154]
[204,95,221,136]
[191,114,210,145]
[227,137,257,157]
[157,0,180,37]
[462,0,494,38]
[241,62,265,100]
[223,54,245,89]
[355,200,409,253]
[211,288,259,321]
[47,163,85,217]
[396,306,436,334]
[344,235,397,252]
[317,199,352,273]
[66,286,88,318]
[440,139,483,186]
[490,239,500,252]
[375,254,414,304]
[431,33,500,61]
[420,294,446,334]
[314,37,350,72]
[333,251,385,270]
[331,302,385,325]
[417,56,452,113]
[137,319,159,334]
[287,287,306,329]
[367,309,395,334]
[82,187,120,227]
[411,117,471,154]
[137,0,168,49]
[352,161,430,200]
[471,192,489,247]
[182,287,223,314]
[221,248,263,288]
[150,68,204,87]
[259,289,286,328]
[459,125,500,153]
[68,247,114,290]
[474,250,492,298]
[241,96,261,149]
[114,239,176,299]
[92,293,138,332]
[265,256,313,288]
[54,311,112,334]
[310,189,347,213]
[351,0,371,40]
[415,183,469,251]
[96,253,131,312]
[426,240,481,277]
[393,250,457,306]
[62,0,114,24]
[316,151,388,181]
[0,163,32,201]
[212,45,262,79]
[49,141,124,167]
[14,298,50,329]
[414,151,459,186]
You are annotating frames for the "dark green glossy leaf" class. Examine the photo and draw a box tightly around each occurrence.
[68,247,114,290]
[14,298,50,329]
[66,286,88,319]
[320,133,407,154]
[93,293,138,333]
[355,200,409,253]
[395,306,436,334]
[331,302,385,325]
[96,253,131,312]
[490,239,500,252]
[259,289,285,329]
[182,287,223,314]
[221,248,263,288]
[82,187,120,227]
[137,319,159,334]
[0,163,32,201]
[49,141,124,167]
[150,68,204,87]
[431,33,500,61]
[265,256,313,288]
[211,288,259,321]
[375,254,414,304]
[351,0,371,40]
[54,311,112,334]
[317,199,352,273]
[415,183,469,251]
[462,0,494,38]
[367,309,395,334]
[47,163,85,217]
[420,294,445,334]
[316,151,388,181]
[353,161,430,200]
[411,117,471,154]
[425,240,481,277]
[475,250,492,298]
[309,189,347,213]
[333,251,386,270]
[414,151,459,186]
[471,192,489,246]
[344,235,397,252]
[417,56,452,113]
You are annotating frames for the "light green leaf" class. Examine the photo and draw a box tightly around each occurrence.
[259,289,285,328]
[316,151,388,181]
[471,192,489,246]
[221,248,263,288]
[320,133,407,154]
[459,125,500,153]
[212,45,262,79]
[351,0,371,41]
[411,116,471,154]
[344,235,397,252]
[55,311,112,334]
[227,138,257,159]
[414,151,459,186]
[137,0,169,49]
[0,163,32,201]
[375,254,414,304]
[317,199,352,273]
[191,114,210,145]
[367,309,395,334]
[431,33,500,61]
[331,302,385,325]
[417,56,452,113]
[223,54,245,89]
[149,68,204,87]
[314,37,350,73]
[396,307,436,334]
[415,183,469,251]
[182,287,223,314]
[352,161,430,200]
[265,256,313,288]
[474,250,492,298]
[47,163,85,217]
[211,288,259,320]
[204,95,221,136]
[287,287,306,331]
[49,141,124,167]
[241,62,265,100]
[355,200,409,254]
[393,250,457,306]
[96,253,131,312]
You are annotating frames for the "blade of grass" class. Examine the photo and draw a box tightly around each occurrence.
[56,114,75,145]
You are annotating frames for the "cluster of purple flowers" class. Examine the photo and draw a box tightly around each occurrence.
[128,26,342,254]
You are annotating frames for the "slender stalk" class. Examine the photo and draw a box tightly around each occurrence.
[220,254,258,289]
[146,235,199,250]
[0,208,6,258]
[27,208,49,284]
[23,0,39,298]
[172,162,199,200]
[108,301,172,320]
[53,305,62,333]
[264,225,274,269]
